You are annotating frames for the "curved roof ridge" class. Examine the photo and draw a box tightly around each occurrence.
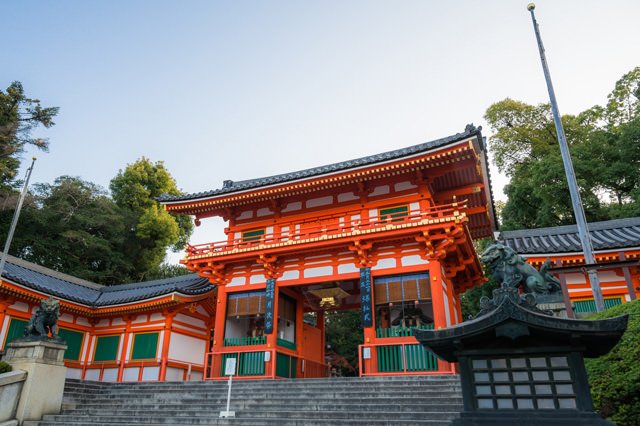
[1,254,214,307]
[499,216,640,254]
[158,124,483,203]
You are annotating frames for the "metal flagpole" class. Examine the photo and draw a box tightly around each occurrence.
[526,4,605,312]
[0,157,37,280]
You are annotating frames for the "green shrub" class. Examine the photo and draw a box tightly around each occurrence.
[585,299,640,426]
[0,361,12,374]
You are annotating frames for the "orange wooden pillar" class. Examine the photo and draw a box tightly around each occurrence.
[428,259,451,372]
[117,317,133,382]
[211,285,228,377]
[294,291,305,377]
[159,311,175,381]
[0,297,13,336]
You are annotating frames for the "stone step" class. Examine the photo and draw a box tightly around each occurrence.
[43,411,459,423]
[64,402,462,415]
[39,419,454,426]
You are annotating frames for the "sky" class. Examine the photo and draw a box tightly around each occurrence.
[2,0,639,265]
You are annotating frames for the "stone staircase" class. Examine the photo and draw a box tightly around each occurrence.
[37,376,462,425]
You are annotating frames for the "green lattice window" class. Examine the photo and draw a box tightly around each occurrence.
[131,332,159,360]
[242,228,265,242]
[2,318,28,349]
[573,297,623,313]
[94,335,120,362]
[58,328,84,361]
[379,205,409,222]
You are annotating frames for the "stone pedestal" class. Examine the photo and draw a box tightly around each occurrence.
[4,339,67,424]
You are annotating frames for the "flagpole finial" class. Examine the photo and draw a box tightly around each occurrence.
[527,3,535,11]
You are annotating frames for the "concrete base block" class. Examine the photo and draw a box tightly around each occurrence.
[4,339,67,424]
[0,370,26,423]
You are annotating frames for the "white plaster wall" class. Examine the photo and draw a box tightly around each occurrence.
[111,318,125,326]
[10,301,29,312]
[65,368,83,380]
[167,333,207,365]
[142,366,160,381]
[237,210,253,220]
[282,202,302,213]
[337,263,359,274]
[151,313,164,322]
[165,367,184,382]
[256,207,272,217]
[102,368,119,382]
[443,292,451,326]
[175,314,205,329]
[337,192,358,203]
[395,181,417,192]
[372,258,396,270]
[123,367,140,381]
[0,316,9,347]
[189,371,203,381]
[132,315,148,324]
[228,276,246,286]
[370,185,390,197]
[250,274,265,284]
[409,202,419,211]
[84,369,100,381]
[401,255,429,266]
[281,270,300,280]
[76,316,90,327]
[304,266,333,278]
[306,196,333,208]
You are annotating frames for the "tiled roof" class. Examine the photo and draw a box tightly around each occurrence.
[1,253,213,307]
[498,217,640,254]
[158,124,483,203]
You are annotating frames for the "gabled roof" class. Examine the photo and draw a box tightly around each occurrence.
[158,124,484,203]
[414,289,629,362]
[1,253,214,307]
[498,217,640,254]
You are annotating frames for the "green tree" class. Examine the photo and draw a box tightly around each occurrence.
[0,82,58,190]
[110,158,193,281]
[460,238,499,319]
[585,299,640,425]
[485,67,640,230]
[1,176,132,284]
[325,310,362,376]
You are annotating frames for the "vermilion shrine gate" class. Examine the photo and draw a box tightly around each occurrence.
[160,125,497,379]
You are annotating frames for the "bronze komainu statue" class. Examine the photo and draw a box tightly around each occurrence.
[480,243,561,295]
[24,296,60,338]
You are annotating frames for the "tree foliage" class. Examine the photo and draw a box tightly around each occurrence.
[1,176,132,284]
[1,159,193,284]
[110,158,193,281]
[0,82,58,191]
[585,299,640,425]
[325,310,362,376]
[485,67,640,230]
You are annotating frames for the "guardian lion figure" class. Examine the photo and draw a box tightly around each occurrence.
[480,243,561,295]
[24,296,60,338]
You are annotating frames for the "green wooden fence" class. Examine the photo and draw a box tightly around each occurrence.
[276,352,297,378]
[276,338,296,350]
[220,351,265,376]
[376,344,438,372]
[223,336,266,346]
[375,324,433,338]
[573,297,622,313]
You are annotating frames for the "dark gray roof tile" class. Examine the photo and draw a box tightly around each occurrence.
[499,217,640,254]
[1,254,214,307]
[158,125,483,203]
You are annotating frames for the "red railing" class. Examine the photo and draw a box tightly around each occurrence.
[186,201,467,259]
